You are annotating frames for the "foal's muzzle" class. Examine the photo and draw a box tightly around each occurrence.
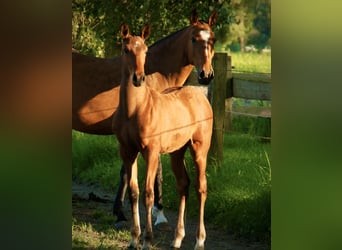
[198,69,214,85]
[133,73,145,87]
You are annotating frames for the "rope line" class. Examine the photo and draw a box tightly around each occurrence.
[78,107,117,114]
[141,116,213,139]
[225,110,271,118]
[226,130,271,141]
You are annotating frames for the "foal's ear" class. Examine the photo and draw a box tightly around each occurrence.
[208,11,218,27]
[120,23,130,39]
[141,24,151,40]
[190,9,198,25]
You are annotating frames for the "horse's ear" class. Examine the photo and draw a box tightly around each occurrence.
[141,24,151,40]
[190,9,198,25]
[120,23,130,39]
[208,11,218,27]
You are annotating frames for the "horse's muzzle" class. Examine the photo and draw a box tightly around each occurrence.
[133,73,145,87]
[198,70,214,85]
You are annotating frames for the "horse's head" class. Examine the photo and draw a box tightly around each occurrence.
[188,10,218,85]
[120,23,150,87]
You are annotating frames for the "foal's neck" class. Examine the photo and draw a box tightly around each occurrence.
[120,70,149,118]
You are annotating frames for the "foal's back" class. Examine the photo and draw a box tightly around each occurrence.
[137,85,213,154]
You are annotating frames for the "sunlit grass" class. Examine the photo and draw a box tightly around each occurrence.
[230,52,271,73]
[72,216,130,249]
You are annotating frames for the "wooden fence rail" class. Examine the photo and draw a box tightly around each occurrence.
[185,52,271,165]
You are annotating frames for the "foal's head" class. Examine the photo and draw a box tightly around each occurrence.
[120,23,150,87]
[188,10,218,85]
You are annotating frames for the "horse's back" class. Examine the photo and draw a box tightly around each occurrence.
[72,52,122,134]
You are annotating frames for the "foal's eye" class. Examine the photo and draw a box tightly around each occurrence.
[191,37,196,44]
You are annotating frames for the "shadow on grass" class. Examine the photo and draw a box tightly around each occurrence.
[72,198,131,250]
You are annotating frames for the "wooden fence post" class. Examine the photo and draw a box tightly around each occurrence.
[225,56,233,133]
[208,53,231,166]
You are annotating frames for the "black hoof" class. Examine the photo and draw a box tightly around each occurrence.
[113,208,128,222]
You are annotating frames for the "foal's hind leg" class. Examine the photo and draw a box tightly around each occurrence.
[169,146,190,249]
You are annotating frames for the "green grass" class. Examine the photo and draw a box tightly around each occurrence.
[207,134,271,239]
[72,132,120,193]
[216,51,271,74]
[72,213,130,249]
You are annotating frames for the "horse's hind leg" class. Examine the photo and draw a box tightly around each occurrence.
[169,146,190,249]
[113,163,128,223]
[152,156,168,225]
[189,142,209,250]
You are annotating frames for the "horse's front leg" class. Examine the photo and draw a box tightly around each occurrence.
[142,150,159,250]
[121,146,140,249]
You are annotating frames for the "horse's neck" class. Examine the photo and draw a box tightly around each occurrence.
[72,52,122,90]
[146,27,194,87]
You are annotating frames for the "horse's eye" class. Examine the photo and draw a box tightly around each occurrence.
[191,37,196,44]
[124,47,129,54]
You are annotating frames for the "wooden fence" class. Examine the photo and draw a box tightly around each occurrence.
[185,52,271,165]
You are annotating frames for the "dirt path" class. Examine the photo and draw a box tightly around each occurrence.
[72,182,269,250]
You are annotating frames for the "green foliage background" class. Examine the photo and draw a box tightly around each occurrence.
[72,0,271,57]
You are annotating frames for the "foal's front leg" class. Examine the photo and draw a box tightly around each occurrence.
[142,150,160,250]
[122,148,141,249]
[191,145,208,250]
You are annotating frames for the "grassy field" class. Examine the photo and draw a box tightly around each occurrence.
[72,52,271,245]
[230,52,271,73]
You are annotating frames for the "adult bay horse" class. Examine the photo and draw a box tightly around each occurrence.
[113,23,213,250]
[72,10,217,224]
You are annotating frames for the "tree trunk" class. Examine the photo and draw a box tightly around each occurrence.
[239,36,245,52]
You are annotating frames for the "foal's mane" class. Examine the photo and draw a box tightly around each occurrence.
[161,86,183,94]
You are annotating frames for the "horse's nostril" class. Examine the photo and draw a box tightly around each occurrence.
[210,71,214,79]
[141,75,145,82]
[133,74,137,82]
[200,71,205,78]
